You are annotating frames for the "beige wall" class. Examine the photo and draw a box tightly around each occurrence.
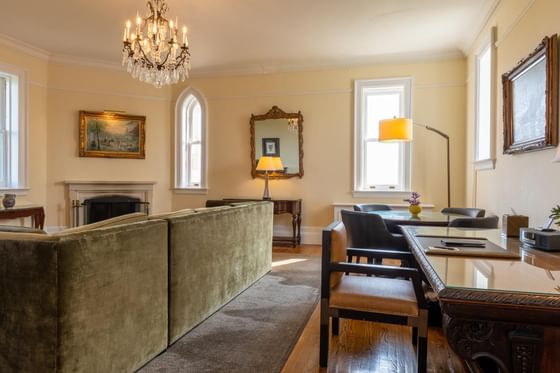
[466,0,560,227]
[45,63,173,227]
[171,59,467,230]
[0,42,467,233]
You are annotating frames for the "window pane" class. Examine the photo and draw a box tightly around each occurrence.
[365,141,400,186]
[191,101,201,141]
[0,131,4,186]
[366,92,400,139]
[476,46,491,160]
[189,143,201,185]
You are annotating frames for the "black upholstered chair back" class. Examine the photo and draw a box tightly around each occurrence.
[341,209,408,251]
[441,207,485,218]
[353,204,392,212]
[448,215,499,228]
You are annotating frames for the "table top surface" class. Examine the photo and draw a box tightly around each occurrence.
[0,203,43,212]
[402,226,560,298]
[371,210,463,223]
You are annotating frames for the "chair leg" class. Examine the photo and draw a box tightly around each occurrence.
[319,300,329,367]
[412,327,418,346]
[346,254,353,275]
[417,335,427,373]
[332,317,339,335]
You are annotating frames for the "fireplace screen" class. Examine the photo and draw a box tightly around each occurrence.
[80,195,149,225]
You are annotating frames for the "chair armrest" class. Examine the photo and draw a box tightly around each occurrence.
[347,248,412,261]
[330,262,428,308]
[331,262,419,279]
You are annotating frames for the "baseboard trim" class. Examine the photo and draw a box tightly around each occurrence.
[273,225,322,245]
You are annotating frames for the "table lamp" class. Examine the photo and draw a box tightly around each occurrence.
[256,156,284,200]
[379,117,451,208]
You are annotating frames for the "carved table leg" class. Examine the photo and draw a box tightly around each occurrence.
[443,314,543,373]
[291,213,298,248]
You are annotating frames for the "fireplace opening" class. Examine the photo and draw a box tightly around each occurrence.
[83,195,148,224]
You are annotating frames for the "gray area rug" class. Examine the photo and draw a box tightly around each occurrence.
[139,252,320,373]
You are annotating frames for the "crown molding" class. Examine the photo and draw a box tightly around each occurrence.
[462,0,502,54]
[0,32,50,60]
[49,54,123,71]
[191,49,465,79]
[0,32,464,80]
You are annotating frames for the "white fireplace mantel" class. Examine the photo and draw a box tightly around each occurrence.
[64,180,156,227]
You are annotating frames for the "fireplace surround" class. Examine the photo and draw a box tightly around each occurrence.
[64,181,155,227]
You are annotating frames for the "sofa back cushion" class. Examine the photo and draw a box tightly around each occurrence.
[53,212,147,236]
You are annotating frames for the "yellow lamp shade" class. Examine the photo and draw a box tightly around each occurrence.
[379,117,413,142]
[256,156,284,171]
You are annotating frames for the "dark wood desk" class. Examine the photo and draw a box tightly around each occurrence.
[402,226,560,373]
[209,198,302,248]
[0,205,45,229]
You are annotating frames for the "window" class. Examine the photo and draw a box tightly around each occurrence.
[353,78,412,196]
[0,64,27,191]
[175,88,207,191]
[474,28,496,170]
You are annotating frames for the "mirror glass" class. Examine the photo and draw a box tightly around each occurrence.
[251,106,303,179]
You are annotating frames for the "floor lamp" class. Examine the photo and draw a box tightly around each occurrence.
[378,118,451,208]
[256,156,284,200]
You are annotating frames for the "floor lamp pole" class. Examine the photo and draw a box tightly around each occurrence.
[416,124,451,208]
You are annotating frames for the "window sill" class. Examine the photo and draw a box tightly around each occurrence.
[173,187,209,195]
[0,188,29,195]
[352,190,412,199]
[473,158,495,171]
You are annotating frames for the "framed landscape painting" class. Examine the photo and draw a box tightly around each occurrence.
[79,111,146,159]
[502,34,558,154]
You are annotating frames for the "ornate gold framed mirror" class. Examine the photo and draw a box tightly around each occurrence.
[250,106,304,179]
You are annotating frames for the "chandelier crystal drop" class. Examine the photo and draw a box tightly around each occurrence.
[122,0,191,88]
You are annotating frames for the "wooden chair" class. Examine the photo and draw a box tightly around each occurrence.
[448,215,499,228]
[341,209,409,266]
[441,207,485,218]
[320,221,429,372]
[353,203,392,212]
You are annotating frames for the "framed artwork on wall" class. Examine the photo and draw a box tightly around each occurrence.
[79,111,146,159]
[502,34,558,154]
[262,138,280,156]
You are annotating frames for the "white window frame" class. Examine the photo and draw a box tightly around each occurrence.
[174,87,208,193]
[353,77,412,198]
[474,27,496,171]
[0,62,28,193]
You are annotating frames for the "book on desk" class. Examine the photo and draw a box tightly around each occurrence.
[416,236,521,259]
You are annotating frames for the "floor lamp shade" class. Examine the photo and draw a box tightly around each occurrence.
[379,118,413,142]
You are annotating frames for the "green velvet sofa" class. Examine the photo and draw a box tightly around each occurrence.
[150,201,274,343]
[0,214,168,373]
[0,201,273,372]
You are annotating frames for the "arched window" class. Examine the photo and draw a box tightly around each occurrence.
[175,88,207,191]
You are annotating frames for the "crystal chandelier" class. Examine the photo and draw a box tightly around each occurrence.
[122,0,191,88]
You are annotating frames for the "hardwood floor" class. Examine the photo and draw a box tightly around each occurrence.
[276,245,466,373]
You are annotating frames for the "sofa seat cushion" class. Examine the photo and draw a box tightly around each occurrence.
[330,275,418,317]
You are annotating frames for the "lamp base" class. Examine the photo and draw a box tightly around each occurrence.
[262,197,272,201]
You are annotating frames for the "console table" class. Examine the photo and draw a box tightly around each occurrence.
[208,198,302,248]
[402,226,560,373]
[0,204,45,229]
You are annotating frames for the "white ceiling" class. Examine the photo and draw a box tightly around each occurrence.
[0,0,499,75]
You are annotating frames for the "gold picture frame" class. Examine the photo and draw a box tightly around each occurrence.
[502,34,558,154]
[79,111,146,159]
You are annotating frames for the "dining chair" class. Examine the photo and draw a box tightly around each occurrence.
[320,221,429,372]
[341,209,409,265]
[448,215,499,228]
[441,207,485,218]
[353,203,392,212]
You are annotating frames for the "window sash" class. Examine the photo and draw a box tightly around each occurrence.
[354,78,412,193]
[175,90,206,190]
[474,28,496,170]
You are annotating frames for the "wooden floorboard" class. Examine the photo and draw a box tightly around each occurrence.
[277,245,467,373]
